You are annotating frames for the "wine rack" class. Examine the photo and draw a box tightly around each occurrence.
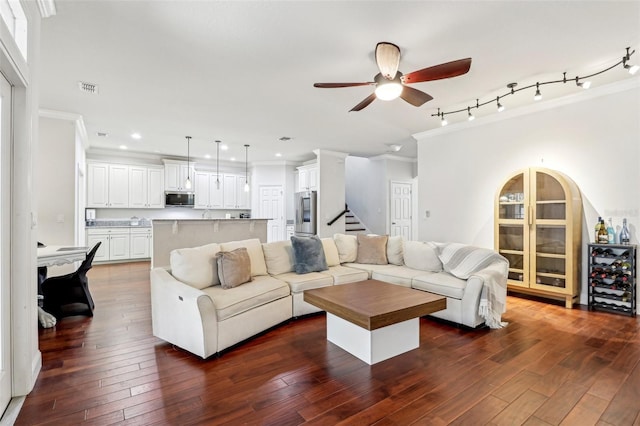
[588,243,636,317]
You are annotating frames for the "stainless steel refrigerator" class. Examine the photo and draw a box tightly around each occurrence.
[294,191,317,236]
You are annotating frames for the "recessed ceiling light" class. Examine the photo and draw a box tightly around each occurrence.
[221,144,229,151]
[204,154,211,159]
[130,132,142,140]
[275,153,282,157]
[230,157,236,161]
[119,145,127,150]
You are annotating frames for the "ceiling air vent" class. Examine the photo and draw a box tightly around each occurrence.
[78,81,99,94]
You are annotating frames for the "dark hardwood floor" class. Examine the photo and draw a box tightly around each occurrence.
[16,261,640,425]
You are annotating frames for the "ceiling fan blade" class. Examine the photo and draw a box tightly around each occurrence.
[349,93,377,112]
[400,86,434,107]
[376,42,401,80]
[314,82,374,88]
[401,58,472,84]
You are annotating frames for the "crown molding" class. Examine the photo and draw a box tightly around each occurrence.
[413,77,640,141]
[312,149,349,159]
[368,154,417,163]
[37,0,56,18]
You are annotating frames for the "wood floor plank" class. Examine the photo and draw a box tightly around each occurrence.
[14,261,640,426]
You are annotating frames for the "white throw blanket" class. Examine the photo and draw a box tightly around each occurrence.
[438,243,509,329]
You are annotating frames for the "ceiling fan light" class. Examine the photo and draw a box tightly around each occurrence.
[375,82,403,101]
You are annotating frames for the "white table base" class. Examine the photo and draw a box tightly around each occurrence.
[326,313,419,365]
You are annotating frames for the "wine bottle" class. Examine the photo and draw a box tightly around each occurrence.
[619,218,630,245]
[595,216,603,243]
[597,219,609,244]
[607,218,615,244]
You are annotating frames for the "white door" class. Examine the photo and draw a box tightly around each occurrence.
[259,186,284,242]
[390,181,412,239]
[0,71,12,414]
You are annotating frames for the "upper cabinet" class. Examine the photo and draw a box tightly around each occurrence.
[129,166,165,209]
[297,164,318,192]
[494,167,582,308]
[87,162,129,208]
[194,171,249,210]
[163,160,195,192]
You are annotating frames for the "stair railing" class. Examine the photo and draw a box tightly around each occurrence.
[327,204,348,226]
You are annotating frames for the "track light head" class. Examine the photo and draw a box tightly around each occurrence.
[496,97,505,112]
[534,83,542,101]
[467,107,475,121]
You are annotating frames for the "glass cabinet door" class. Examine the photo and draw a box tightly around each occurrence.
[496,172,529,287]
[531,171,569,292]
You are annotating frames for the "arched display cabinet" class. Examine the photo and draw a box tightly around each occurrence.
[494,167,582,308]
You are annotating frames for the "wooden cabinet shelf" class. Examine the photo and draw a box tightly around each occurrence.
[495,167,582,308]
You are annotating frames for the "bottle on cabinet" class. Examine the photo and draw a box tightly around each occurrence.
[606,218,615,244]
[594,216,603,243]
[619,218,631,245]
[597,219,609,244]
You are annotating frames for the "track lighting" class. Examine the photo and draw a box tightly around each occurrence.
[575,77,591,89]
[432,47,636,125]
[533,83,542,101]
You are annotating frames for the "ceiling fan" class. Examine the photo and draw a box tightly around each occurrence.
[313,42,472,111]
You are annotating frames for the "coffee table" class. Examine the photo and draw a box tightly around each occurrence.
[304,279,446,364]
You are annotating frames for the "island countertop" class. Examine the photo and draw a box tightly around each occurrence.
[152,218,269,268]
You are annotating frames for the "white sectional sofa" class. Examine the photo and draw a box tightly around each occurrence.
[150,234,508,359]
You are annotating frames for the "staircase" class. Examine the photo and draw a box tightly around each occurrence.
[345,209,368,235]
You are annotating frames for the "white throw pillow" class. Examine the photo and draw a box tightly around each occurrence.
[321,238,341,267]
[220,238,268,276]
[403,241,442,272]
[387,235,404,266]
[262,240,295,275]
[333,233,357,263]
[170,243,221,289]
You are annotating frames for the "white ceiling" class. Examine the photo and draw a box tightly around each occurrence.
[40,1,640,164]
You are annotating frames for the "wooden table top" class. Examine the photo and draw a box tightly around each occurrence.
[304,279,446,330]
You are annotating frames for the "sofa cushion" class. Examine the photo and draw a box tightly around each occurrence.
[324,265,369,285]
[412,272,467,299]
[321,238,341,267]
[203,275,290,321]
[403,241,442,272]
[387,235,404,266]
[220,239,268,277]
[343,262,395,279]
[216,248,252,289]
[372,265,426,287]
[262,240,295,275]
[170,243,221,289]
[334,233,357,263]
[291,235,328,274]
[356,234,388,264]
[275,271,333,293]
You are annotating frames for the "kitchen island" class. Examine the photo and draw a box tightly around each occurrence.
[152,218,268,268]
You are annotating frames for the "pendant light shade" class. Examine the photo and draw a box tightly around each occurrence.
[215,140,221,189]
[244,144,250,192]
[184,136,192,190]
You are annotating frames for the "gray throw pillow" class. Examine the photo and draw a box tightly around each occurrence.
[216,247,252,289]
[290,235,328,274]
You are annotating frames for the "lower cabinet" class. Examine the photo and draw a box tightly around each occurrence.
[87,227,152,262]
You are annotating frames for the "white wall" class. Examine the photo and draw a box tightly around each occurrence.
[316,150,347,237]
[414,80,640,305]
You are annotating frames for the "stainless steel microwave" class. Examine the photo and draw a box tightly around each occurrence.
[165,192,194,207]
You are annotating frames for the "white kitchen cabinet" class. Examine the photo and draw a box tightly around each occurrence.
[297,164,317,192]
[87,162,130,208]
[194,171,223,209]
[223,174,238,209]
[129,166,165,208]
[130,228,152,259]
[87,228,131,262]
[164,160,194,192]
[108,164,130,208]
[235,176,250,209]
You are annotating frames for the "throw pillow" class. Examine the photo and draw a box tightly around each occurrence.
[291,235,328,274]
[216,247,252,289]
[356,234,388,265]
[262,240,295,275]
[386,235,404,265]
[403,241,442,272]
[321,238,341,267]
[220,238,268,277]
[170,243,221,289]
[333,233,357,263]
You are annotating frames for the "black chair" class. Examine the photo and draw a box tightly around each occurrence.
[41,242,101,319]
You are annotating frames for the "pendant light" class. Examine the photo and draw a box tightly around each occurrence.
[184,136,192,190]
[243,144,250,192]
[215,140,221,189]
